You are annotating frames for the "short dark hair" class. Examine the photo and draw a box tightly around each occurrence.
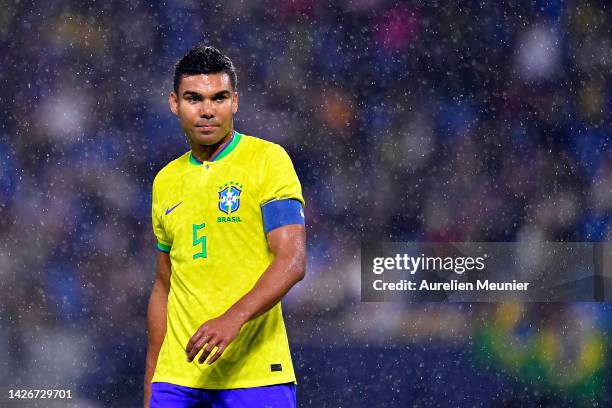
[173,45,237,93]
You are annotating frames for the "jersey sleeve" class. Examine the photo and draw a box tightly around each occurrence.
[152,177,172,253]
[259,144,305,233]
[259,143,304,206]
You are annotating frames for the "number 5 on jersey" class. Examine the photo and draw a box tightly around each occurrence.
[192,223,207,259]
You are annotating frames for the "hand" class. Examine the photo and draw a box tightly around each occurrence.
[185,311,244,365]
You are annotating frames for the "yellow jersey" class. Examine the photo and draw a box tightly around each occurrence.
[151,131,304,389]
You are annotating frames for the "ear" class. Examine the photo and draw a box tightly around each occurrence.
[169,91,179,116]
[232,91,239,114]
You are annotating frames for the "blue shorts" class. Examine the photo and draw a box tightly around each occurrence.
[150,382,296,408]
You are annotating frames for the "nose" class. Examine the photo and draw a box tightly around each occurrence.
[199,99,214,119]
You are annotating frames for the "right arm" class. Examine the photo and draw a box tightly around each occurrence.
[144,251,171,408]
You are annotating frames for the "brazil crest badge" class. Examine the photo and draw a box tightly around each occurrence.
[218,182,242,214]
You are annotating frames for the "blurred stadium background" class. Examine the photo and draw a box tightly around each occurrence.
[0,1,611,407]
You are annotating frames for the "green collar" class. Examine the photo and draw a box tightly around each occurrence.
[189,131,241,165]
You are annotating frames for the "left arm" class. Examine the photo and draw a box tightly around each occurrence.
[185,223,306,364]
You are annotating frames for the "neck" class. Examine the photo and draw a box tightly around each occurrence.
[190,129,234,162]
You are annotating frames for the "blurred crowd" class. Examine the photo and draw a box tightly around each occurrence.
[0,0,610,406]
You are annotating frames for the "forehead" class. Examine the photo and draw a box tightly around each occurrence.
[177,73,233,95]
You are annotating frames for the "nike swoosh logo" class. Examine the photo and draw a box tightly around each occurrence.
[165,201,183,215]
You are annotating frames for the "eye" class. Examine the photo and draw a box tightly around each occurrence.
[214,95,228,103]
[184,94,200,104]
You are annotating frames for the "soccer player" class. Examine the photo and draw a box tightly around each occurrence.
[144,45,306,408]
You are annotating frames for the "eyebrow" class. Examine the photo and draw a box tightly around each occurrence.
[182,90,232,99]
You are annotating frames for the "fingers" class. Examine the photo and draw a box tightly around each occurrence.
[185,318,237,365]
[185,328,224,364]
[188,337,225,365]
[186,333,211,362]
[198,339,219,364]
[185,327,206,355]
[205,344,226,365]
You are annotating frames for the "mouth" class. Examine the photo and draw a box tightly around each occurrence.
[195,124,219,131]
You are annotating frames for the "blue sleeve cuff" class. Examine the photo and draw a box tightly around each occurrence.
[262,199,305,233]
